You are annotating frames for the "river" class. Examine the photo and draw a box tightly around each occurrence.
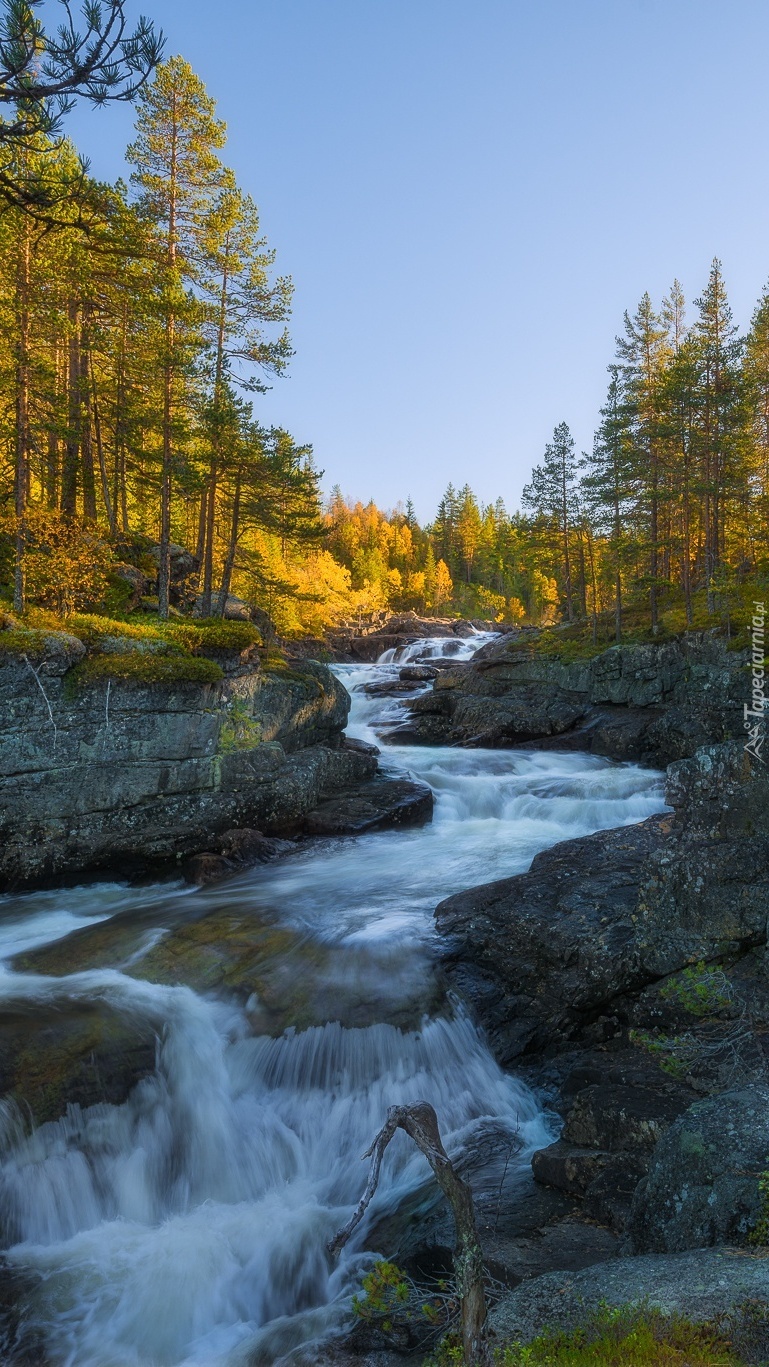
[0,633,666,1366]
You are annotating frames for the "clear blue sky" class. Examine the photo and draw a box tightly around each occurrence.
[66,0,769,520]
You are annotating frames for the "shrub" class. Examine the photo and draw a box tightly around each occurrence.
[5,508,113,615]
[659,962,735,1018]
[352,1260,455,1352]
[218,699,261,753]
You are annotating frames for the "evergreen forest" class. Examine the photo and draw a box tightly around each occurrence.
[2,26,768,643]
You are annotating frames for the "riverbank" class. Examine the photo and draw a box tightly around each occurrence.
[0,622,432,891]
[389,629,747,765]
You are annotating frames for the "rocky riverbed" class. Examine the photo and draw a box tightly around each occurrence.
[0,621,767,1363]
[317,621,769,1357]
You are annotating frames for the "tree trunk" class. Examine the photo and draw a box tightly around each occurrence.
[158,109,179,621]
[13,216,31,614]
[61,297,80,517]
[329,1102,491,1366]
[80,315,97,522]
[585,522,598,645]
[158,323,174,618]
[195,486,208,566]
[89,352,115,533]
[650,474,659,633]
[201,460,217,616]
[203,252,229,616]
[216,470,241,617]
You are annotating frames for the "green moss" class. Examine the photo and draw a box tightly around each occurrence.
[103,570,134,615]
[159,618,261,652]
[0,627,61,658]
[67,653,224,691]
[218,698,261,753]
[261,647,289,671]
[427,1303,742,1366]
[66,613,166,647]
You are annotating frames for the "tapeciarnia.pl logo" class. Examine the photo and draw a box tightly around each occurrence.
[745,600,767,763]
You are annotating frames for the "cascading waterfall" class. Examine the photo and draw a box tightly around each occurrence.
[0,633,667,1367]
[376,629,492,665]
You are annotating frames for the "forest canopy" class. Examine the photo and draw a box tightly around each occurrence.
[1,32,768,640]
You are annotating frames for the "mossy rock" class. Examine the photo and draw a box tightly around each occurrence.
[66,652,224,690]
[0,628,65,658]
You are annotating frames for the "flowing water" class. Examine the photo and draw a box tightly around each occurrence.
[0,631,666,1366]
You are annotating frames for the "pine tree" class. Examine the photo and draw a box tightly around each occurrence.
[740,284,769,571]
[581,368,637,641]
[691,259,746,608]
[616,292,669,631]
[522,421,578,620]
[127,56,227,617]
[456,485,482,584]
[0,0,163,210]
[197,185,292,612]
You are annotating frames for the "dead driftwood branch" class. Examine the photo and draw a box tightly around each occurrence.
[328,1100,491,1365]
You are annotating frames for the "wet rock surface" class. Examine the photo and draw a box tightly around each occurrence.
[184,829,296,885]
[436,743,769,1066]
[0,1000,158,1127]
[326,613,494,663]
[9,883,448,1124]
[435,740,769,1278]
[375,1149,620,1294]
[531,1050,698,1235]
[302,775,434,836]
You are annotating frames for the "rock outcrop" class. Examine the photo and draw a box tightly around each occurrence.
[436,742,769,1066]
[435,740,769,1252]
[398,633,747,764]
[0,638,395,889]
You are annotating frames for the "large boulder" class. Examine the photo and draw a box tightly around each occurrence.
[147,543,200,607]
[629,1087,769,1253]
[530,1050,699,1233]
[0,643,378,888]
[436,815,669,1063]
[301,775,434,835]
